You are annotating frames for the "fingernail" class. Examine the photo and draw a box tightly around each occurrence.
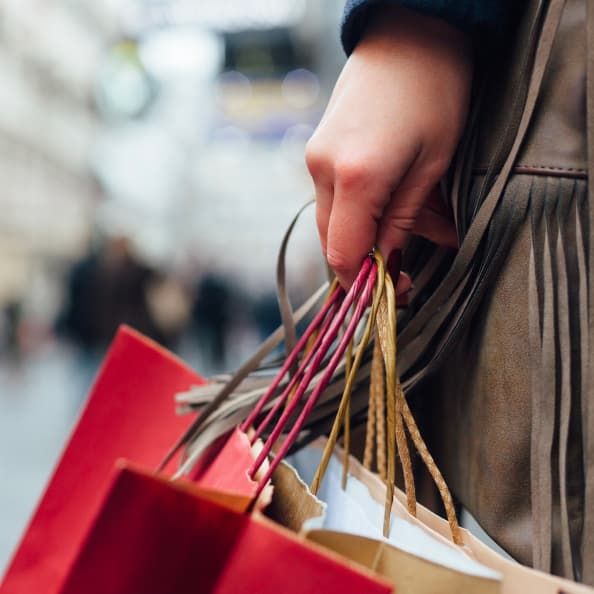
[387,250,402,282]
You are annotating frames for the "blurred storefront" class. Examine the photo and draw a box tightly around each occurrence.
[0,0,345,572]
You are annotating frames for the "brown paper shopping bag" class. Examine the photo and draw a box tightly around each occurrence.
[298,441,594,594]
[272,448,502,594]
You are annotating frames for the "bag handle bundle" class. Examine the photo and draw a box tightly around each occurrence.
[242,258,376,501]
[166,236,462,544]
[308,254,462,544]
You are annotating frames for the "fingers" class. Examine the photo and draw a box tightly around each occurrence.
[412,185,458,248]
[376,175,458,285]
[307,127,455,289]
[325,163,393,288]
[422,185,450,217]
[309,150,451,301]
[307,140,416,288]
[307,139,390,288]
[412,205,458,248]
[375,180,429,268]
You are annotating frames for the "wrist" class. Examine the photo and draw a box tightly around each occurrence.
[357,4,473,75]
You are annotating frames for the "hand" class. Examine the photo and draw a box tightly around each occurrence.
[305,5,473,289]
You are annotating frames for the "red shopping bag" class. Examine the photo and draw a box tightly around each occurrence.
[2,324,393,594]
[59,461,392,594]
[1,326,205,594]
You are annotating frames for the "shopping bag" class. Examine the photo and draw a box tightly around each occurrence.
[177,252,462,550]
[189,426,273,511]
[281,440,594,594]
[1,324,391,594]
[275,446,501,594]
[167,252,496,594]
[58,460,392,594]
[1,326,205,594]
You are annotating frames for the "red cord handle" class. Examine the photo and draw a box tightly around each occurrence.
[249,258,378,499]
[239,284,344,433]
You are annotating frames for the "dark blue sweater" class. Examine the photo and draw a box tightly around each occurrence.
[341,0,518,55]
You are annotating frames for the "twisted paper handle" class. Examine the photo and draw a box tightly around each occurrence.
[311,252,462,545]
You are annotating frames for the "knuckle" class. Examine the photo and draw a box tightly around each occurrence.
[334,157,373,191]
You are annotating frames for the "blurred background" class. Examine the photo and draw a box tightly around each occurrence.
[0,0,346,570]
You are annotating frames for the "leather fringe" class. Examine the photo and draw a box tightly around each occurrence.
[527,177,587,580]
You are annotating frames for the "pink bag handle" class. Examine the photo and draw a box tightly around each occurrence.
[239,283,343,434]
[245,256,378,500]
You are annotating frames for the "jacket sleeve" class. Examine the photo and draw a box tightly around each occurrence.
[341,0,519,55]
